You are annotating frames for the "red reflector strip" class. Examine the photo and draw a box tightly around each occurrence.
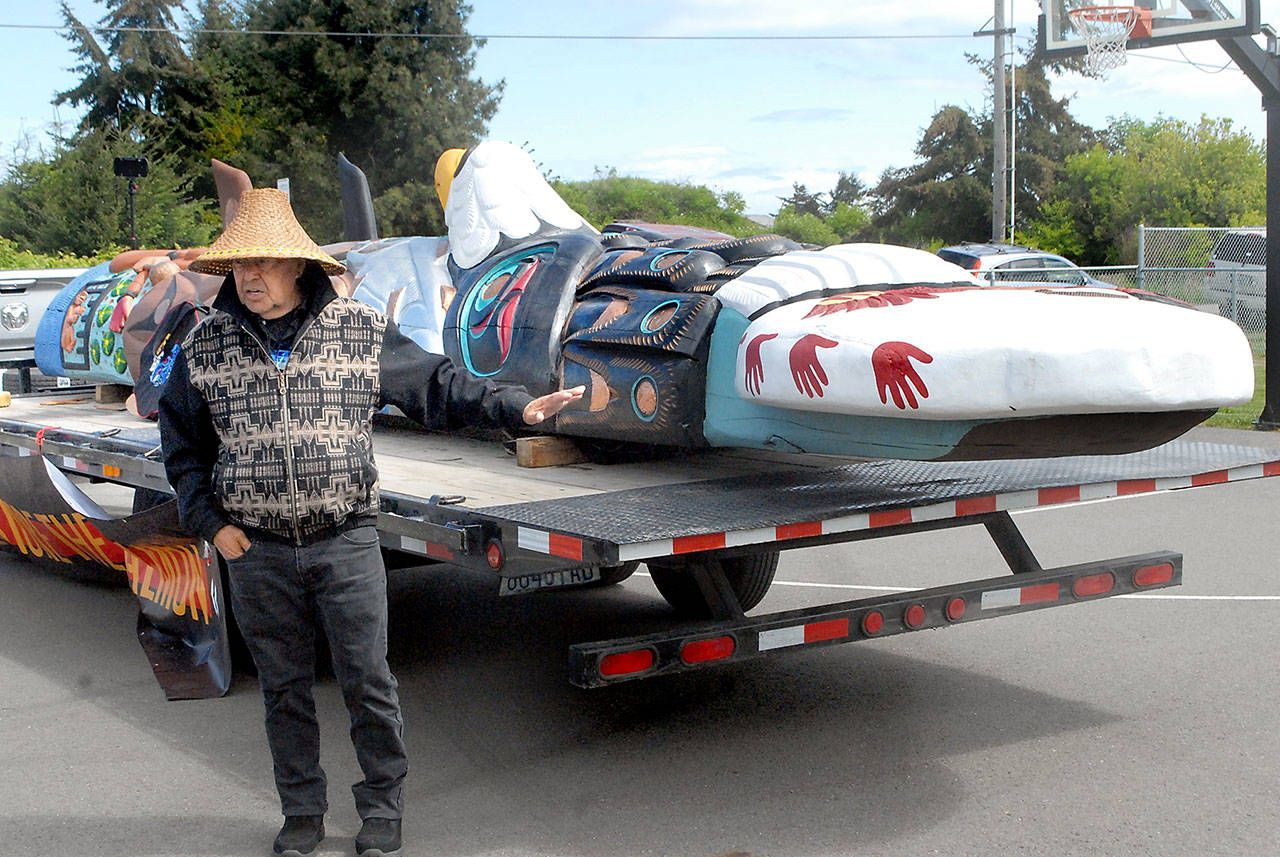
[759,618,850,651]
[547,533,583,561]
[681,636,736,664]
[870,509,912,528]
[956,496,997,516]
[600,649,655,677]
[1192,470,1229,487]
[673,532,726,554]
[425,542,454,561]
[982,582,1060,610]
[1266,461,1280,477]
[1038,485,1081,505]
[1021,583,1059,604]
[1134,563,1174,587]
[776,521,822,540]
[805,618,849,643]
[1073,572,1115,597]
[1118,478,1157,495]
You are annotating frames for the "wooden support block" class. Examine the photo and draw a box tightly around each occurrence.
[515,435,588,468]
[95,384,131,404]
[0,390,10,408]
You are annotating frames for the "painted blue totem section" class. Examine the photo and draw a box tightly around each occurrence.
[443,233,603,395]
[557,286,720,446]
[34,262,138,384]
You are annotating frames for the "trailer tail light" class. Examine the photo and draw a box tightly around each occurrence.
[486,541,504,570]
[1073,572,1115,597]
[599,649,655,677]
[904,604,926,628]
[681,636,735,664]
[1134,563,1174,587]
[569,550,1185,689]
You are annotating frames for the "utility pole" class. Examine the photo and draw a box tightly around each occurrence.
[992,0,1007,242]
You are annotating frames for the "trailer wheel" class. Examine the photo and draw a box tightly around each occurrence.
[595,561,640,585]
[647,552,779,618]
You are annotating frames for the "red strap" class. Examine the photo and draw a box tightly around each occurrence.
[34,426,58,449]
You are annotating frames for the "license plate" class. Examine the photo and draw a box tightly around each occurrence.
[499,567,599,596]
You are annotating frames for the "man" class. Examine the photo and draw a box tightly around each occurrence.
[158,188,581,857]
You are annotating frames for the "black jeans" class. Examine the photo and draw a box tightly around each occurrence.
[226,525,406,819]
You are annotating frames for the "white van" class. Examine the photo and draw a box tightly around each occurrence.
[1203,228,1265,320]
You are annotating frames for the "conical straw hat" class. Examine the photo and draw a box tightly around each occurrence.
[190,188,344,276]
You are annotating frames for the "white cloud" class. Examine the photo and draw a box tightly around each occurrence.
[750,108,857,123]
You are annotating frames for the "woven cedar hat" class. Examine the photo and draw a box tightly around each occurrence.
[189,187,345,276]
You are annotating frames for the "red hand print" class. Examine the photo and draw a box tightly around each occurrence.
[803,287,944,319]
[872,341,933,410]
[789,334,839,398]
[743,332,778,396]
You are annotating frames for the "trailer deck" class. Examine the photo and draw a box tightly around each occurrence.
[4,390,1280,691]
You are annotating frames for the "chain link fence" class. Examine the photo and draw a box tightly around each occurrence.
[1072,226,1266,362]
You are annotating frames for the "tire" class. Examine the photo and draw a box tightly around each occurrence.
[596,561,640,586]
[647,552,779,618]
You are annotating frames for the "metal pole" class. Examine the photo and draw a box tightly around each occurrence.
[992,0,1008,241]
[1008,0,1016,242]
[1137,223,1145,292]
[127,178,139,250]
[1258,97,1280,428]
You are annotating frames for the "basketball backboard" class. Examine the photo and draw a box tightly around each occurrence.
[1040,0,1261,60]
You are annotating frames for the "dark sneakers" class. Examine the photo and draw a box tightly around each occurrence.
[272,815,325,856]
[355,817,402,857]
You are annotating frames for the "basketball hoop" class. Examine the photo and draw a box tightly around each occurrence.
[1068,5,1152,76]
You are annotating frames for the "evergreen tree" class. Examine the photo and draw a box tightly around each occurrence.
[826,171,867,216]
[186,0,503,239]
[970,53,1095,232]
[55,0,192,132]
[777,183,825,218]
[869,105,991,245]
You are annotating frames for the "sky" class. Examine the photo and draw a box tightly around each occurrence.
[0,0,1275,218]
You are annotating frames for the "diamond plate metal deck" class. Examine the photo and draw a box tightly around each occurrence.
[477,440,1280,546]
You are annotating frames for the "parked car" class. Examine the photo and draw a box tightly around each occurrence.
[1203,228,1265,320]
[0,268,87,367]
[937,242,1110,288]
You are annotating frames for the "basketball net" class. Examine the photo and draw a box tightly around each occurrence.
[1069,6,1142,76]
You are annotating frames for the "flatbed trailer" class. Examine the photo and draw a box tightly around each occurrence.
[2,391,1278,696]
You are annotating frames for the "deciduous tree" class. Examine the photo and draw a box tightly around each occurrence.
[0,125,216,256]
[1024,115,1265,264]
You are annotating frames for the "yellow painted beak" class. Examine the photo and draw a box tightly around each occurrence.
[434,148,465,212]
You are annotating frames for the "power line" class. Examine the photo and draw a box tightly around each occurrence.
[0,22,975,41]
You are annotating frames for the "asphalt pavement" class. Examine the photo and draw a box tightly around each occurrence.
[1,426,1278,857]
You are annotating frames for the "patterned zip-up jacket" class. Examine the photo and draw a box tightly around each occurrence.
[159,274,532,546]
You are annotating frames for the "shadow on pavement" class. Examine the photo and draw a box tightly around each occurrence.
[0,555,1119,857]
